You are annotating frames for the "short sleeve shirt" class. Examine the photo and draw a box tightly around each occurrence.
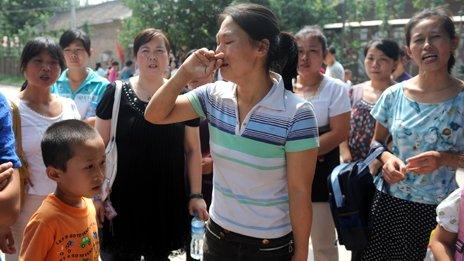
[325,61,345,81]
[371,83,464,204]
[436,187,461,233]
[0,93,21,168]
[51,68,109,120]
[184,74,319,238]
[299,75,351,127]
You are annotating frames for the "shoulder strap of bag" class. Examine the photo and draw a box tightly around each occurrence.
[110,80,123,142]
[358,146,385,173]
[8,98,31,206]
[101,81,123,201]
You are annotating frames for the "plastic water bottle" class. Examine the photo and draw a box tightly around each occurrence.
[190,216,205,260]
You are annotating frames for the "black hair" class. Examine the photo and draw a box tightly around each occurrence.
[133,28,171,56]
[95,62,101,70]
[405,8,457,73]
[111,61,119,66]
[59,29,91,56]
[19,37,66,91]
[328,46,336,55]
[219,3,298,91]
[125,60,133,66]
[364,39,400,61]
[41,119,99,171]
[294,25,328,57]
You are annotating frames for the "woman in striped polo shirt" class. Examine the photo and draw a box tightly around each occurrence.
[145,3,319,261]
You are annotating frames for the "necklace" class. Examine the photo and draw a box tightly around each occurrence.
[133,85,154,101]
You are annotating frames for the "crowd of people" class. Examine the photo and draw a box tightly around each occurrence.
[0,3,463,261]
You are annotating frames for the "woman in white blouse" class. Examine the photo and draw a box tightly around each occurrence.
[294,26,351,261]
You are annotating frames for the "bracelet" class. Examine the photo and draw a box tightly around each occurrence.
[189,193,203,200]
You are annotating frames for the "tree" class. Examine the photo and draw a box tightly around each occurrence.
[268,0,339,32]
[0,0,69,36]
[0,0,69,57]
[120,0,230,58]
[120,0,340,58]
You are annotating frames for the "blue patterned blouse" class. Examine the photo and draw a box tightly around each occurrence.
[371,83,464,204]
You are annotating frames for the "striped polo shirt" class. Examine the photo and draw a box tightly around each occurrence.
[185,74,319,238]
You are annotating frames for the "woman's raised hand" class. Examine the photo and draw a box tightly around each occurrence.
[179,48,223,81]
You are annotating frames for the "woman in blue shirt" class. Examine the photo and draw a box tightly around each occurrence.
[364,8,464,260]
[51,29,109,126]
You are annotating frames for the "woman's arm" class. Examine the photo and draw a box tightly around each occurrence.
[95,117,111,146]
[0,167,20,226]
[84,116,96,127]
[339,141,352,163]
[145,49,223,124]
[93,116,111,225]
[184,126,208,220]
[319,112,350,155]
[429,225,457,261]
[286,148,318,261]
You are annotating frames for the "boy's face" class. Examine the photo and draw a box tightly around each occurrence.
[57,136,106,199]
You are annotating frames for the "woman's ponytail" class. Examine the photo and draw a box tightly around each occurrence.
[269,32,298,92]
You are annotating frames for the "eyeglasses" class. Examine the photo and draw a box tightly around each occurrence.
[63,48,87,56]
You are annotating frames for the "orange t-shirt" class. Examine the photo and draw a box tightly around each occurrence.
[20,194,100,261]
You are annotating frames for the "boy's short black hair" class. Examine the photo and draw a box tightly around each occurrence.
[41,120,99,171]
[59,29,91,56]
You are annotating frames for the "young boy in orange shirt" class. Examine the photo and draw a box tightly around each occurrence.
[20,119,105,260]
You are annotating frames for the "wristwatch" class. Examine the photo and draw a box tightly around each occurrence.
[189,193,204,200]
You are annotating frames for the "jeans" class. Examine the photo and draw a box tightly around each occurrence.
[203,219,294,261]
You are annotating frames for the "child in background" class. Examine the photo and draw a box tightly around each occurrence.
[19,119,105,260]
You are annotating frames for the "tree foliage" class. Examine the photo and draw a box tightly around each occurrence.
[0,0,69,57]
[0,0,69,36]
[120,0,230,57]
[120,0,341,57]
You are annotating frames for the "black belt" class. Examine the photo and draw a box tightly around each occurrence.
[206,219,293,249]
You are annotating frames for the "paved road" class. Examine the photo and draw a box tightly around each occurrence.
[0,84,20,98]
[0,83,351,261]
